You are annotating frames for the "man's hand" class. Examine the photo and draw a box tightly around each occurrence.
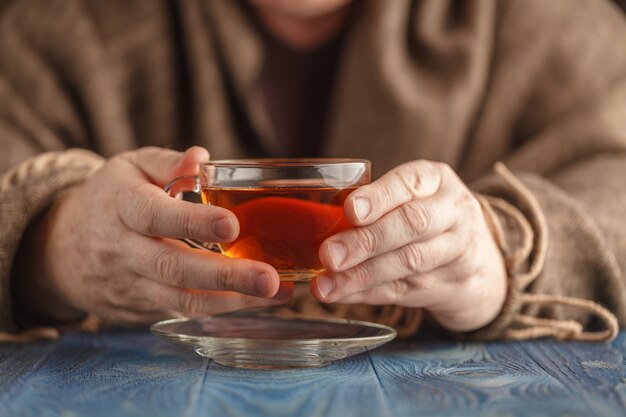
[15,147,290,325]
[312,160,507,332]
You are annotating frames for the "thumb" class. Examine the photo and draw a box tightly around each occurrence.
[123,146,210,186]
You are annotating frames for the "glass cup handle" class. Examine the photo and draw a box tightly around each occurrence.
[163,175,217,252]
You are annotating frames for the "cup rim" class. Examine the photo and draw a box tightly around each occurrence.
[201,158,370,168]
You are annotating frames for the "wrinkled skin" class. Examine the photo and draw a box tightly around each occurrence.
[313,160,507,332]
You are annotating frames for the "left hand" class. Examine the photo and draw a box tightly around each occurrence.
[311,160,507,332]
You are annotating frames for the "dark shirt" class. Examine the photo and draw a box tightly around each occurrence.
[256,19,348,157]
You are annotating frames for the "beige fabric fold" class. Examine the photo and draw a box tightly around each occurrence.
[0,150,104,338]
[471,164,619,342]
[1,0,626,342]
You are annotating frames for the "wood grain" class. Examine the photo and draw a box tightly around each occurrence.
[1,330,625,417]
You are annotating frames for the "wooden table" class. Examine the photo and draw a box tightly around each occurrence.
[1,328,625,417]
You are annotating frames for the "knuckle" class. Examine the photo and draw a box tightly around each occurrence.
[178,290,201,314]
[377,187,395,211]
[143,197,163,236]
[389,160,448,203]
[392,167,421,199]
[214,261,235,290]
[406,274,434,293]
[466,228,483,254]
[241,294,266,308]
[150,284,168,304]
[428,240,444,265]
[94,241,118,266]
[386,279,409,303]
[110,152,131,167]
[455,265,474,285]
[401,243,425,273]
[173,207,195,239]
[348,264,373,289]
[126,189,159,235]
[435,161,452,173]
[355,226,381,255]
[458,250,482,282]
[405,274,440,299]
[107,279,128,300]
[434,161,455,182]
[154,248,184,285]
[400,202,431,236]
[119,186,140,223]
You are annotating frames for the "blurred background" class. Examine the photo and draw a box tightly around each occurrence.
[1,0,626,18]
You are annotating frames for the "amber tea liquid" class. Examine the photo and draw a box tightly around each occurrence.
[201,186,355,281]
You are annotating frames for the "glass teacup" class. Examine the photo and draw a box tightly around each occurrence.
[165,158,371,281]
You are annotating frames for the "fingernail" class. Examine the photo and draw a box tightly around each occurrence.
[253,272,272,296]
[354,197,371,221]
[213,216,235,240]
[316,275,335,298]
[328,241,347,269]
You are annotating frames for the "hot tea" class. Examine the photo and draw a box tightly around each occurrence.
[164,158,370,282]
[202,186,355,281]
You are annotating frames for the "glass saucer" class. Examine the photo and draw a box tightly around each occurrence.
[150,315,396,369]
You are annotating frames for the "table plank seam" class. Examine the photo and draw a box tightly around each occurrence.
[514,340,623,416]
[5,331,626,417]
[183,357,212,417]
[0,341,58,402]
[366,353,396,417]
[514,342,578,395]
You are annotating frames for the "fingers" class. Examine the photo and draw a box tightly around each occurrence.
[147,282,294,317]
[312,232,463,302]
[117,181,240,242]
[344,160,453,226]
[115,147,239,243]
[322,278,431,306]
[122,146,210,187]
[126,235,281,298]
[320,190,458,271]
[112,278,293,320]
[333,265,505,332]
[99,306,183,326]
[322,264,468,307]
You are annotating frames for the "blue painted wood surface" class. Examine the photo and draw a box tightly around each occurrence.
[1,329,626,417]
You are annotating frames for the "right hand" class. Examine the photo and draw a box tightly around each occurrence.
[17,146,290,325]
